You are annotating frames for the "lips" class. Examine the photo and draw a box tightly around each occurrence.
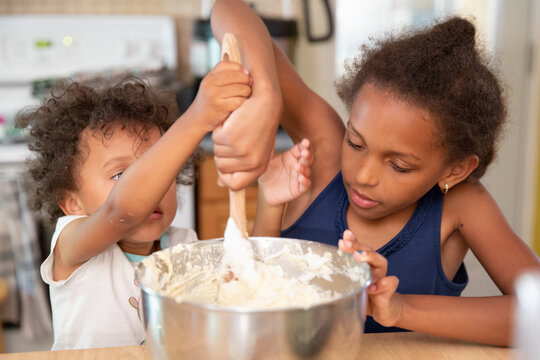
[148,208,162,220]
[349,188,379,209]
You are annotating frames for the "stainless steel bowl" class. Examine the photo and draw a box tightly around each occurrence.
[135,237,371,360]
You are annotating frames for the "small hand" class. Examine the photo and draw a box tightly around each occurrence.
[190,60,252,132]
[258,138,312,206]
[339,230,403,327]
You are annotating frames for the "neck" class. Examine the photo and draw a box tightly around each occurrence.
[346,201,417,250]
[118,240,160,255]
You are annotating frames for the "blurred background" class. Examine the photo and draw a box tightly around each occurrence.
[0,0,538,353]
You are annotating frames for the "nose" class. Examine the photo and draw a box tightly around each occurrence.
[355,154,379,187]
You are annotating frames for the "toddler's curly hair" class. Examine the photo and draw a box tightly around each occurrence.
[336,16,506,180]
[16,77,200,222]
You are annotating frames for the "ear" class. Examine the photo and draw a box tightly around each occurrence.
[438,155,479,193]
[58,191,86,216]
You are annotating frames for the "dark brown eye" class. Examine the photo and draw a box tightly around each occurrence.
[390,163,410,173]
[346,136,365,151]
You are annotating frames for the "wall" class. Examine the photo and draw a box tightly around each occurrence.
[528,0,540,255]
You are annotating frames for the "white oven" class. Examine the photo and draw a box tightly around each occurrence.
[0,15,195,229]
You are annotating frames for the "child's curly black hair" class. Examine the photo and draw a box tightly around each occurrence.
[336,16,506,180]
[16,77,201,222]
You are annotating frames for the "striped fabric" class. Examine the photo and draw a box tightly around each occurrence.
[0,176,52,339]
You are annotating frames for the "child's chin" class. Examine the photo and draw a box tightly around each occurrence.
[132,225,167,243]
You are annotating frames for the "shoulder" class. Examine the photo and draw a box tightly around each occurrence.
[42,241,119,286]
[441,182,493,225]
[52,215,88,250]
[441,180,515,246]
[443,181,494,217]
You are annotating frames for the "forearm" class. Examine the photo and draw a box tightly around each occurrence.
[66,111,208,263]
[211,0,280,100]
[107,111,207,224]
[251,187,285,237]
[396,294,514,346]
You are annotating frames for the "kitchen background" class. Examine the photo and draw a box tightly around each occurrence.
[0,0,538,353]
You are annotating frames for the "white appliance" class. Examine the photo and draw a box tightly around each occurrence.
[0,15,195,229]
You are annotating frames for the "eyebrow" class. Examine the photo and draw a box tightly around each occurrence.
[102,156,132,170]
[346,122,421,161]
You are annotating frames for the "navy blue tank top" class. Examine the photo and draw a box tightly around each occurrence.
[281,172,468,333]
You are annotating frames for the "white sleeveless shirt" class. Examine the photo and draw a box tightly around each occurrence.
[40,215,197,350]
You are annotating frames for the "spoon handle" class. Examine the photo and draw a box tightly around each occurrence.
[220,33,248,237]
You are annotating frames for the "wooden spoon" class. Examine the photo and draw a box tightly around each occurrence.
[220,33,248,238]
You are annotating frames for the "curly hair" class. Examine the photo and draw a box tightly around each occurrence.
[16,77,200,222]
[336,16,506,180]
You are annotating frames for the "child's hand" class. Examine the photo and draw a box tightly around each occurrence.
[190,60,252,132]
[339,230,403,328]
[258,138,312,206]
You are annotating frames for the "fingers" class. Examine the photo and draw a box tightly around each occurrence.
[210,61,252,86]
[355,249,388,285]
[213,143,237,158]
[213,132,274,175]
[365,276,402,327]
[288,138,312,175]
[300,142,312,167]
[298,162,311,180]
[287,141,303,159]
[218,170,267,191]
[214,155,263,174]
[367,275,399,295]
[294,138,311,162]
[298,171,311,194]
[299,153,312,179]
[337,229,388,284]
[297,138,312,194]
[219,96,250,115]
[217,83,252,99]
[338,229,370,253]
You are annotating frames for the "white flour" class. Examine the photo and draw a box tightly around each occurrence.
[139,235,368,309]
[221,217,261,288]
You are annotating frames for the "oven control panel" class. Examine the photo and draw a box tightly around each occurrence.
[0,16,177,84]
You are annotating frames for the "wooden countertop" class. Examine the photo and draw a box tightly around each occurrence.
[0,332,513,360]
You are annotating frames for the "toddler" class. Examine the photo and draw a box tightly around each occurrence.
[16,62,251,349]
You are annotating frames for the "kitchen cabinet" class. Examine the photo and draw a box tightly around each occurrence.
[196,155,259,239]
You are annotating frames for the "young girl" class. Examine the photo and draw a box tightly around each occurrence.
[211,0,540,346]
[18,63,310,349]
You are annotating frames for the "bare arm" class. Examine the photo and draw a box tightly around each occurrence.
[387,184,538,346]
[210,0,345,225]
[395,183,537,345]
[251,197,284,237]
[340,184,540,346]
[396,294,513,346]
[271,43,345,227]
[57,112,209,269]
[211,0,282,190]
[56,62,251,272]
[450,184,540,294]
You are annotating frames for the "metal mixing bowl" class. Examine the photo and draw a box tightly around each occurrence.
[135,237,371,360]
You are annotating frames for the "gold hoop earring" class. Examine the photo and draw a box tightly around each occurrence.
[442,183,449,194]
